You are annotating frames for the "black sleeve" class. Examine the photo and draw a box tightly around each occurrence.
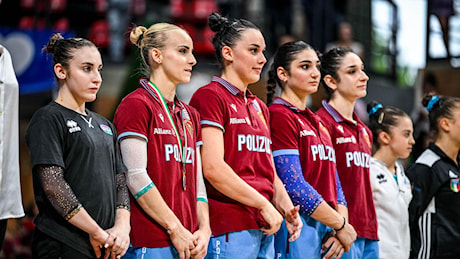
[407,162,445,220]
[407,164,432,223]
[26,111,66,168]
[407,162,443,258]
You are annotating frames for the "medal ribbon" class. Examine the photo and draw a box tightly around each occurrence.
[144,80,188,190]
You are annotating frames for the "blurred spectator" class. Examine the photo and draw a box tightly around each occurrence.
[411,71,439,161]
[278,34,298,46]
[217,0,244,19]
[0,44,25,252]
[265,0,293,54]
[107,0,131,62]
[300,0,335,52]
[144,0,168,25]
[325,21,364,60]
[66,0,98,37]
[333,0,348,27]
[428,0,456,59]
[0,205,36,258]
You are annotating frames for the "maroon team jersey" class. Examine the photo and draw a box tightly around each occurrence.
[113,79,201,248]
[316,100,378,240]
[269,97,338,208]
[189,76,275,236]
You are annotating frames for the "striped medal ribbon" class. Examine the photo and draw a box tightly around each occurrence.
[144,80,188,191]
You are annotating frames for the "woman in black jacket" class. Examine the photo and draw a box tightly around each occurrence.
[407,94,460,259]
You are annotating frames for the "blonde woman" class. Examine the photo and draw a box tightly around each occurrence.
[113,23,210,259]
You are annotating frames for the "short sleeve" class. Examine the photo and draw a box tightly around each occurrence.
[189,88,226,131]
[110,121,128,175]
[26,111,65,168]
[270,108,299,156]
[114,96,152,141]
[189,107,202,146]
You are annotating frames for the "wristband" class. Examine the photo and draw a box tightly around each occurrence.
[334,216,346,232]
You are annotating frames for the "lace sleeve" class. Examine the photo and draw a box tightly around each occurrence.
[37,165,82,220]
[273,154,324,216]
[116,172,130,211]
[336,171,347,206]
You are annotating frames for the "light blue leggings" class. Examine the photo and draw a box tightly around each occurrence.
[341,237,379,259]
[274,215,331,259]
[123,245,179,259]
[206,229,274,259]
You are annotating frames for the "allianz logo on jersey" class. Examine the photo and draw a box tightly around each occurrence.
[230,117,250,125]
[336,136,356,144]
[300,130,316,137]
[154,128,173,135]
[67,120,81,133]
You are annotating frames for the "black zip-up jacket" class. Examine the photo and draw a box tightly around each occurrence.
[406,143,460,259]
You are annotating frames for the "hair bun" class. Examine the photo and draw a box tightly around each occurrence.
[43,33,64,54]
[130,26,147,46]
[208,12,228,32]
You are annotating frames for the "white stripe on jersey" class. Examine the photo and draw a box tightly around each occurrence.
[418,212,430,259]
[200,120,224,131]
[418,198,435,259]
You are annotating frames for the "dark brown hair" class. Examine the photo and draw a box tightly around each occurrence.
[208,12,260,68]
[320,47,354,100]
[422,95,460,139]
[43,33,96,73]
[266,41,315,105]
[367,100,408,150]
